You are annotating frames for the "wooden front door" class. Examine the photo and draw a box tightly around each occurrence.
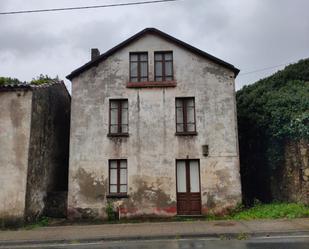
[176,160,201,215]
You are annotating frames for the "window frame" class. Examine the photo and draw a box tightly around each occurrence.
[108,159,128,196]
[175,97,197,135]
[176,159,201,194]
[108,99,129,137]
[154,51,174,82]
[129,52,149,82]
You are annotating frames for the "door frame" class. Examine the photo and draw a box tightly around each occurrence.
[175,159,201,215]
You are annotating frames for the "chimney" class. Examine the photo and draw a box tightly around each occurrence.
[91,48,100,61]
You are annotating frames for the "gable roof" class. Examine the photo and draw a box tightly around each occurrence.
[66,27,240,80]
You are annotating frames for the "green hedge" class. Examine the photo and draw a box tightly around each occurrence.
[237,59,309,204]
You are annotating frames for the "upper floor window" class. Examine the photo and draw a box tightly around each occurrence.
[109,99,128,136]
[175,97,197,135]
[155,51,173,81]
[130,52,148,82]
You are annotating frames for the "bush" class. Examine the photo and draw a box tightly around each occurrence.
[105,201,116,221]
[30,74,58,85]
[0,77,22,85]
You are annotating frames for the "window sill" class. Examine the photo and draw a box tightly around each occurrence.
[106,194,129,199]
[107,133,129,137]
[175,132,198,136]
[127,80,176,88]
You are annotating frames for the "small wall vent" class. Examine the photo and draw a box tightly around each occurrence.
[202,145,209,157]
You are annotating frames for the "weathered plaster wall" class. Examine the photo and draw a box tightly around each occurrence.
[25,83,70,221]
[0,90,32,226]
[68,33,241,219]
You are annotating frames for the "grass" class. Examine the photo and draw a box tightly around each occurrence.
[107,203,309,223]
[230,203,309,220]
[203,202,309,221]
[24,216,50,230]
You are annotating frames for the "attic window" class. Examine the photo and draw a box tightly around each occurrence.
[155,51,173,81]
[130,52,148,82]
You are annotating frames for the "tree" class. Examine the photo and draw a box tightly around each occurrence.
[30,74,59,85]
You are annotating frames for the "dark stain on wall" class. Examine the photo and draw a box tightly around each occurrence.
[109,137,128,157]
[0,216,24,229]
[67,207,99,220]
[162,89,167,153]
[205,193,216,209]
[136,91,142,173]
[12,133,27,170]
[202,65,227,77]
[202,195,239,216]
[215,169,231,193]
[76,168,105,202]
[9,98,23,128]
[25,83,71,221]
[122,177,176,213]
[201,169,238,214]
[9,97,27,169]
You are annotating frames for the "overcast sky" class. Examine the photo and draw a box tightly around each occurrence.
[0,0,308,91]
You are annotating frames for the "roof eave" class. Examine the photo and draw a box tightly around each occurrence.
[66,27,240,80]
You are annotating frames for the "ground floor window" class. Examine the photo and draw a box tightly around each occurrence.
[109,159,127,194]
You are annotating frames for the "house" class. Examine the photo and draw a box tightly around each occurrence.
[0,81,70,227]
[67,28,241,219]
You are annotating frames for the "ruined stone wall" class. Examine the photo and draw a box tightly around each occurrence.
[0,90,32,226]
[68,33,241,219]
[25,83,70,221]
[271,139,309,204]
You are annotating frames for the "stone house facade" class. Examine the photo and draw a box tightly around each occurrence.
[67,28,241,219]
[0,81,70,227]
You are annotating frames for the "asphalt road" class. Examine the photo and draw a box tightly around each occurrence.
[1,236,309,249]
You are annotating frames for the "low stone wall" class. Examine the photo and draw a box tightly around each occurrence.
[25,83,70,221]
[271,139,309,204]
[0,90,32,227]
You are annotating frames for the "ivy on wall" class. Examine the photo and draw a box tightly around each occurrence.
[237,59,309,204]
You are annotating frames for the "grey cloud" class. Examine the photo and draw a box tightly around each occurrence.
[0,27,63,56]
[0,0,308,90]
[64,20,126,52]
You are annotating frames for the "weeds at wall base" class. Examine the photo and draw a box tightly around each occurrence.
[204,202,309,221]
[1,203,309,230]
